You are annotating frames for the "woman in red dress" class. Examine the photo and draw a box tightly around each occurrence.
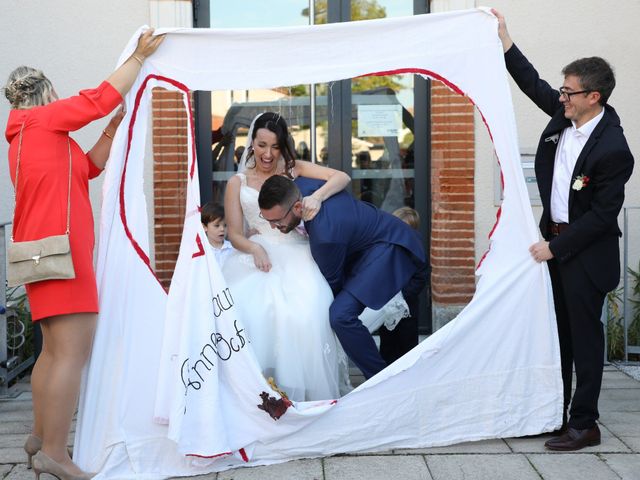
[4,29,163,480]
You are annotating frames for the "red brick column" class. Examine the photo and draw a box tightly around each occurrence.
[430,81,476,329]
[152,88,191,288]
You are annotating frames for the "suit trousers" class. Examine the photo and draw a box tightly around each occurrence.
[329,290,387,379]
[379,293,419,365]
[547,257,606,429]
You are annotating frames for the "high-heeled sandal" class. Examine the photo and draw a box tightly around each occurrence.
[23,435,74,470]
[23,434,41,469]
[32,451,93,480]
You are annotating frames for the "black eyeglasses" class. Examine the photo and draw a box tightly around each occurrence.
[558,87,591,100]
[259,197,299,227]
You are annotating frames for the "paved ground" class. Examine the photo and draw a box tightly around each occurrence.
[1,365,639,480]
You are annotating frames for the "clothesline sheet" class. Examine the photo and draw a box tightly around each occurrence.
[74,8,563,479]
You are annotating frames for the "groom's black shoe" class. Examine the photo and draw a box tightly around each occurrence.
[544,425,600,451]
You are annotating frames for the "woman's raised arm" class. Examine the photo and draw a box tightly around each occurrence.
[106,29,165,97]
[294,161,351,220]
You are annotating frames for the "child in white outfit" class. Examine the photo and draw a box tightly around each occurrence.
[201,202,235,268]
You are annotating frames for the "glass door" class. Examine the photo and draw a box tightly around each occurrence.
[196,0,431,331]
[345,1,416,213]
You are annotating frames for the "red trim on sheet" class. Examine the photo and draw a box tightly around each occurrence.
[119,74,195,290]
[186,451,231,459]
[121,69,503,284]
[367,67,502,272]
[192,234,205,258]
[239,448,249,462]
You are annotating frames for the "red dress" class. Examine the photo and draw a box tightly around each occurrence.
[5,82,122,321]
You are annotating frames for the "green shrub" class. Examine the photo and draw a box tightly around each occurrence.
[606,262,640,361]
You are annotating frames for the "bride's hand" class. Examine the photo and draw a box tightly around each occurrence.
[301,195,322,221]
[250,244,272,272]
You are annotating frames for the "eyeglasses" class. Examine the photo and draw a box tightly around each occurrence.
[558,87,591,100]
[259,197,299,227]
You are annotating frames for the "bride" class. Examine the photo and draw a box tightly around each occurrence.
[223,112,351,402]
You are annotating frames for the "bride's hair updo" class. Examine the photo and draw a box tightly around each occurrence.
[3,66,56,109]
[247,112,296,177]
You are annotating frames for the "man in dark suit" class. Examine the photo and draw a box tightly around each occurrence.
[494,10,634,451]
[258,175,427,379]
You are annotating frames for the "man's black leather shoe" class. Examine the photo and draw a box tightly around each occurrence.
[544,425,601,451]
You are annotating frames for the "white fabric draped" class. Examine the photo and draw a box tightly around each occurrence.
[75,9,562,479]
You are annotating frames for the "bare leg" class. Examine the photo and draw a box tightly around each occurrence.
[30,333,48,439]
[35,313,96,475]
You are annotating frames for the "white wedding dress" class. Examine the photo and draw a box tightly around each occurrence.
[222,173,351,402]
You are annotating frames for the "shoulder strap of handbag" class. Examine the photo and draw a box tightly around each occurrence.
[12,122,72,241]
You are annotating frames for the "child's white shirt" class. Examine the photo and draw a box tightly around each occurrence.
[208,239,235,268]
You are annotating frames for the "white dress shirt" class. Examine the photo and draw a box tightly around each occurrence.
[550,108,604,223]
[208,239,235,268]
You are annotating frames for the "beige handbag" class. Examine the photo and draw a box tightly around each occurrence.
[7,123,75,287]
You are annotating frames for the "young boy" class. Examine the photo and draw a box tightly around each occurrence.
[379,206,428,364]
[201,201,234,268]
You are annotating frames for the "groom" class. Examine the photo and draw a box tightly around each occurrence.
[258,175,427,379]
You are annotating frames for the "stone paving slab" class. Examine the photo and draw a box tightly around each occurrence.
[4,464,31,480]
[219,459,322,480]
[599,411,640,437]
[0,465,12,478]
[527,453,621,480]
[0,401,32,415]
[0,410,32,422]
[601,371,640,389]
[504,423,630,454]
[598,388,640,412]
[0,448,27,465]
[0,435,27,450]
[601,454,640,480]
[619,436,640,453]
[171,473,217,480]
[0,421,32,436]
[395,439,511,455]
[426,454,540,480]
[348,449,395,456]
[324,455,431,480]
[0,433,74,452]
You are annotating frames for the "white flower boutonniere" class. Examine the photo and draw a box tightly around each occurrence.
[545,133,560,144]
[572,174,590,191]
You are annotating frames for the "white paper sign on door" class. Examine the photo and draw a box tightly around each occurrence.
[357,104,402,137]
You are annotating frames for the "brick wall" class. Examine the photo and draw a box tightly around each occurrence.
[430,80,476,328]
[152,88,190,288]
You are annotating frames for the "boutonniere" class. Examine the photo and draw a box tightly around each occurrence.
[572,174,590,191]
[545,133,560,144]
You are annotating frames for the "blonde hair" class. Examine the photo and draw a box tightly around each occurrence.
[3,66,56,109]
[393,206,420,230]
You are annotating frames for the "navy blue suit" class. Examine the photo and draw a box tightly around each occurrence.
[296,177,427,378]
